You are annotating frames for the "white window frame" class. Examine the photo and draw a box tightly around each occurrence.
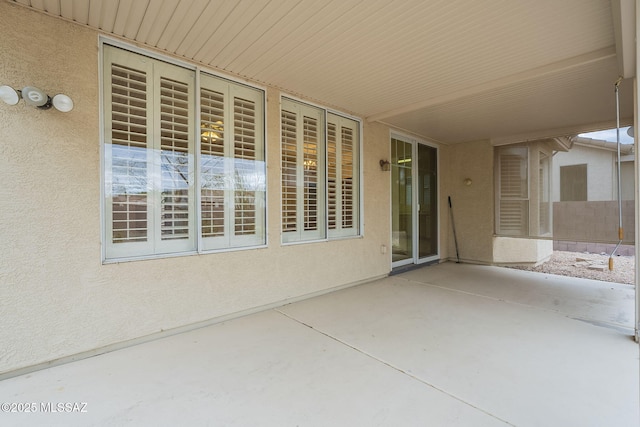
[280,96,363,244]
[100,38,267,263]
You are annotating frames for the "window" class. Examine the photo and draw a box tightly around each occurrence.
[560,164,587,201]
[103,44,265,261]
[496,146,529,236]
[281,98,360,243]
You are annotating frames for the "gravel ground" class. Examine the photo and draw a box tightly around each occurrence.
[508,251,635,285]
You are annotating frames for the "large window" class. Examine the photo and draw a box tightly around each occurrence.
[103,44,265,261]
[496,144,553,237]
[496,146,529,236]
[281,98,360,243]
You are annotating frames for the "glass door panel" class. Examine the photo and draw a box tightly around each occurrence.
[391,138,413,264]
[418,144,438,259]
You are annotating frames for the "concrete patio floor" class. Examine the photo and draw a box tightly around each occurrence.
[0,262,638,426]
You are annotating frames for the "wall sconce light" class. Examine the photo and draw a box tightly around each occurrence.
[379,159,390,171]
[0,85,74,112]
[463,178,472,186]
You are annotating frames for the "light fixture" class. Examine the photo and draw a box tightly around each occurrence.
[463,178,472,186]
[52,94,74,112]
[379,159,390,171]
[22,86,50,108]
[201,121,223,141]
[0,84,73,112]
[0,85,20,105]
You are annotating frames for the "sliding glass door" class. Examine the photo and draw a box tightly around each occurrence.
[391,136,438,267]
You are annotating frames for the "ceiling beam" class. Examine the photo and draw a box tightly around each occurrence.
[367,46,617,123]
[611,0,636,78]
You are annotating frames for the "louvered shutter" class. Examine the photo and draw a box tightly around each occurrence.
[498,147,529,236]
[104,46,154,259]
[104,46,195,259]
[327,113,360,238]
[200,74,265,250]
[230,85,265,247]
[152,60,195,254]
[281,110,298,232]
[200,85,226,241]
[327,123,337,230]
[281,98,326,243]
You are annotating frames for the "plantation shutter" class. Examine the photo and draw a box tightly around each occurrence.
[281,98,326,243]
[327,113,359,238]
[108,61,150,247]
[231,85,265,247]
[281,110,298,233]
[104,45,195,259]
[498,147,529,236]
[200,74,265,250]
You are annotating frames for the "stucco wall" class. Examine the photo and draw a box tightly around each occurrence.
[0,3,392,375]
[492,237,553,265]
[443,140,495,263]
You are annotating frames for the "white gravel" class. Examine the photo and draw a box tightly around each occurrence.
[508,251,635,285]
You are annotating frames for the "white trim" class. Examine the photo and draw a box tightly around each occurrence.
[195,69,204,253]
[98,36,107,264]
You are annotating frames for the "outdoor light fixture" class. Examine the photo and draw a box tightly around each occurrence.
[379,159,390,171]
[52,94,74,112]
[0,84,74,112]
[0,85,20,105]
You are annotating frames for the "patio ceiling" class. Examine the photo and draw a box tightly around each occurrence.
[9,0,636,144]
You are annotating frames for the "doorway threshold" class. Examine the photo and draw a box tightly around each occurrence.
[390,259,439,276]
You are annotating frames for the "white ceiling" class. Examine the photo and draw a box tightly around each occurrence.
[10,0,635,144]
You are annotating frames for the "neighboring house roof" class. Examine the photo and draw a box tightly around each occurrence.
[572,136,634,155]
[7,0,636,145]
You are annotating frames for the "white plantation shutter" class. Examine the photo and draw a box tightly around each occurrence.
[103,44,266,260]
[281,98,326,243]
[159,76,191,243]
[303,115,319,231]
[233,96,258,236]
[327,122,337,230]
[200,86,226,240]
[200,74,265,250]
[497,147,529,236]
[327,113,359,238]
[281,110,297,232]
[104,45,195,259]
[108,62,149,248]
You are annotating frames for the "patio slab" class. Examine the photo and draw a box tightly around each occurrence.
[0,263,637,426]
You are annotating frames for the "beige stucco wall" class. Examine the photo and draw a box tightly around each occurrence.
[492,237,553,265]
[0,3,393,375]
[443,140,495,264]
